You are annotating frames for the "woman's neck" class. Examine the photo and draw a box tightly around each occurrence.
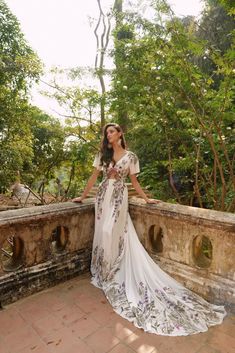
[112,143,125,153]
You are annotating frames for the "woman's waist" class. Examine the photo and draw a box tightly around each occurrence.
[103,176,126,183]
[99,177,127,188]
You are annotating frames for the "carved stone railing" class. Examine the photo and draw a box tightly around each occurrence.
[0,201,95,305]
[0,199,234,311]
[129,199,235,311]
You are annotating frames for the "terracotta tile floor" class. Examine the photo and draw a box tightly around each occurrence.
[0,273,234,353]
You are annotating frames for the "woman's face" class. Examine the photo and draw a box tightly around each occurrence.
[106,126,121,144]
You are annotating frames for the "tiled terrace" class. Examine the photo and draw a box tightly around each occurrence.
[0,272,234,353]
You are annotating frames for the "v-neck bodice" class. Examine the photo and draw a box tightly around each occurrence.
[92,150,140,182]
[113,151,128,165]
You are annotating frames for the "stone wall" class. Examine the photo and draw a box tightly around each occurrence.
[0,199,234,310]
[0,201,94,305]
[129,199,235,310]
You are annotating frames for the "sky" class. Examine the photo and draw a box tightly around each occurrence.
[5,0,204,116]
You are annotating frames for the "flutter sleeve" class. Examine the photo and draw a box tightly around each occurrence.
[129,153,140,175]
[92,152,103,171]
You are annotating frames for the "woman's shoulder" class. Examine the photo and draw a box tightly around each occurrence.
[126,150,139,161]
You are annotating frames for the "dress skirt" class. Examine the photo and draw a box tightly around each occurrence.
[90,178,226,336]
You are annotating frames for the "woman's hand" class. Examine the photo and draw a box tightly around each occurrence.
[146,198,161,204]
[72,196,83,203]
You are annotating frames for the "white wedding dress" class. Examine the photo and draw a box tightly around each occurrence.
[90,150,226,336]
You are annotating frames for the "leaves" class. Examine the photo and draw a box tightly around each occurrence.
[0,1,42,191]
[109,0,235,210]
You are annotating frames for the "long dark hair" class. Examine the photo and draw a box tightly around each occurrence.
[100,123,127,166]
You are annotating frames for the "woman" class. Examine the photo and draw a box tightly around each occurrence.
[73,123,226,336]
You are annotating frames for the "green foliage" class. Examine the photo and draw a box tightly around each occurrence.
[0,0,41,92]
[3,0,233,212]
[41,0,234,210]
[109,0,235,211]
[38,66,108,196]
[217,0,235,14]
[29,107,66,185]
[0,1,42,191]
[0,93,33,189]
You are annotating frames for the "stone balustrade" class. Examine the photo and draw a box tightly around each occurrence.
[0,201,95,305]
[0,199,234,311]
[129,199,235,311]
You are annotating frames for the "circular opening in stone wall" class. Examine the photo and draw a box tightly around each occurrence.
[1,236,24,272]
[149,225,163,253]
[51,226,69,253]
[193,235,212,268]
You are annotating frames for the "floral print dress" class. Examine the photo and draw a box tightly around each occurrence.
[90,150,226,336]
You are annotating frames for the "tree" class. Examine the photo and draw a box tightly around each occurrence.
[29,107,65,186]
[0,0,42,191]
[192,0,235,86]
[108,0,235,211]
[217,0,235,14]
[112,0,133,131]
[94,0,112,129]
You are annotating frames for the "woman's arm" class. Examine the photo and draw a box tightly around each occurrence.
[72,168,100,202]
[129,174,160,204]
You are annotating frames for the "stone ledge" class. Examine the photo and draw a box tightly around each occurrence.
[1,199,234,230]
[0,200,95,226]
[129,199,235,231]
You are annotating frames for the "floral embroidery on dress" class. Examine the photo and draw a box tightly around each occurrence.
[96,178,109,220]
[91,216,128,288]
[118,228,125,256]
[105,278,225,335]
[91,245,111,287]
[111,180,126,222]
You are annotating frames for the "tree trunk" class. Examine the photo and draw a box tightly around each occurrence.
[94,0,111,130]
[113,0,129,132]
